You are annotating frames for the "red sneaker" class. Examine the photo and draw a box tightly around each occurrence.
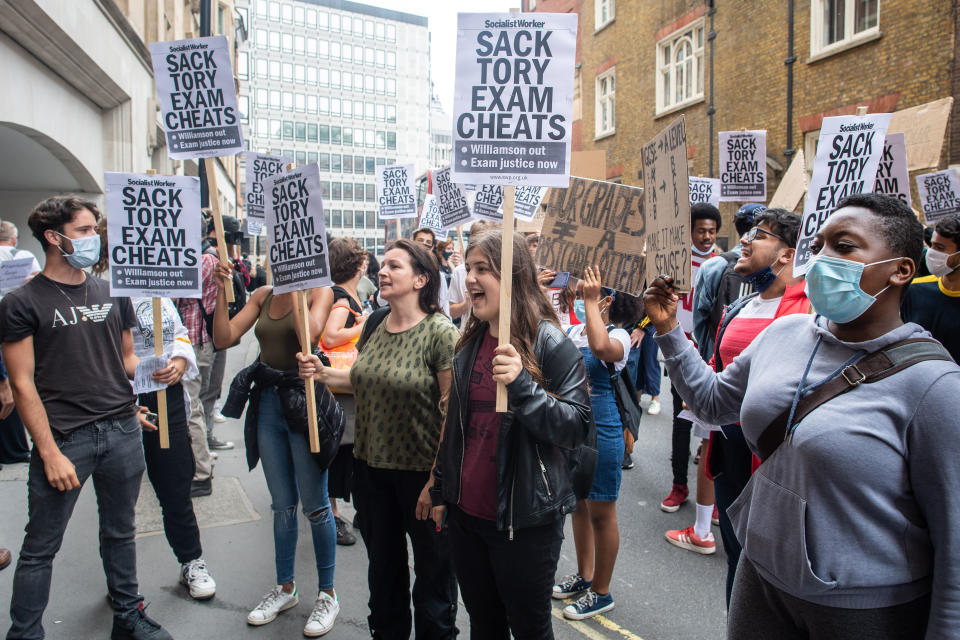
[660,484,689,512]
[665,525,716,555]
[712,505,720,526]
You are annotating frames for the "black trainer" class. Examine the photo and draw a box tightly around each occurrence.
[111,603,173,640]
[335,516,356,546]
[621,453,635,470]
[190,478,212,498]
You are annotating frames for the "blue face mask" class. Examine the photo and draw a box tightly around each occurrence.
[57,232,101,269]
[804,254,900,324]
[573,299,586,323]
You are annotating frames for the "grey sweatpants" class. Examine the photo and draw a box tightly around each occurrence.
[728,557,930,640]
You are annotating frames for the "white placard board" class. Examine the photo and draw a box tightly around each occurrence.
[244,152,289,236]
[719,130,766,201]
[873,132,911,207]
[419,194,449,239]
[0,257,34,294]
[689,177,721,208]
[917,169,960,225]
[376,164,418,220]
[434,166,472,228]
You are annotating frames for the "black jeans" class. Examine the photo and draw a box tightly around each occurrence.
[711,425,754,608]
[728,558,930,640]
[670,384,693,486]
[140,384,202,564]
[352,460,458,640]
[448,507,563,640]
[8,416,145,640]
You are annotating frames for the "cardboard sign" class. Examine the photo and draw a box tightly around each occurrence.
[376,164,418,220]
[0,257,34,293]
[641,116,692,291]
[719,130,767,201]
[472,184,505,221]
[245,152,289,236]
[434,166,472,228]
[265,164,332,294]
[689,177,721,208]
[768,149,808,211]
[418,194,448,239]
[536,178,646,295]
[874,132,911,207]
[548,287,569,328]
[514,185,548,221]
[150,36,244,160]
[888,97,954,171]
[795,113,892,274]
[916,169,960,225]
[106,172,203,298]
[452,12,577,187]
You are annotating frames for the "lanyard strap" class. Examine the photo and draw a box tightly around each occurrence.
[784,337,866,440]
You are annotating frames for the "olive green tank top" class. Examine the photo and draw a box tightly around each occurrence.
[254,292,301,371]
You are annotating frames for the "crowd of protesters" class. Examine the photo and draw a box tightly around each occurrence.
[0,190,957,640]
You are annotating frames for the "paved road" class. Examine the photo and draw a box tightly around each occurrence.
[0,339,728,639]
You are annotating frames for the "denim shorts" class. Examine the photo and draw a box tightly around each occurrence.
[587,423,625,502]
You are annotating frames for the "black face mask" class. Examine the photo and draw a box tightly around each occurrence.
[745,259,785,293]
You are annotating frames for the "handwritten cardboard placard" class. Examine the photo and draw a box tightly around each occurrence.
[795,113,891,275]
[641,116,691,291]
[719,130,766,201]
[768,149,808,211]
[452,12,577,187]
[536,178,646,295]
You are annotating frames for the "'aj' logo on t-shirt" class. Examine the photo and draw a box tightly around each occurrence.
[52,304,113,327]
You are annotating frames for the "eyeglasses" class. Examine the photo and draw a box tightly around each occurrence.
[742,226,787,244]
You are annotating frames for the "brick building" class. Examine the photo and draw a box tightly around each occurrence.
[525,0,958,246]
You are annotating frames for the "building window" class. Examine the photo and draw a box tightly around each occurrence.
[343,155,353,173]
[332,182,342,200]
[296,150,306,166]
[320,96,329,114]
[331,13,341,32]
[365,156,375,174]
[387,24,396,42]
[256,0,268,18]
[269,89,280,110]
[256,88,268,108]
[257,117,268,138]
[282,121,293,140]
[238,95,249,122]
[281,3,292,24]
[270,119,281,140]
[596,0,614,30]
[319,125,330,143]
[343,47,352,64]
[294,35,304,55]
[343,101,353,118]
[269,31,280,51]
[269,1,280,22]
[306,67,317,84]
[295,93,305,112]
[331,42,341,60]
[331,208,341,226]
[282,91,293,111]
[307,9,317,28]
[595,68,615,137]
[237,52,248,79]
[332,126,342,145]
[307,38,317,57]
[343,128,353,145]
[294,5,304,25]
[319,68,329,86]
[656,19,705,114]
[319,40,329,58]
[386,131,396,150]
[308,152,318,165]
[810,0,879,56]
[366,184,376,202]
[308,123,318,142]
[365,20,375,38]
[332,154,342,172]
[387,105,396,123]
[294,64,304,84]
[256,28,267,49]
[307,95,317,113]
[343,183,353,201]
[355,210,365,227]
[386,51,396,69]
[269,60,280,80]
[282,63,293,83]
[282,33,292,53]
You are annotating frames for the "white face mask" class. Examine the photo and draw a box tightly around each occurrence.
[925,248,960,278]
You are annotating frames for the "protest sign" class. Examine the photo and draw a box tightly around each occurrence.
[106,172,202,298]
[874,132,911,207]
[376,164,418,219]
[719,130,766,201]
[916,169,960,225]
[150,36,244,160]
[265,164,332,295]
[452,12,578,187]
[536,178,646,295]
[641,116,692,291]
[548,287,569,328]
[418,194,448,239]
[794,113,892,274]
[514,185,548,221]
[472,184,505,221]
[689,177,721,208]
[245,152,289,236]
[434,166,472,228]
[0,257,33,294]
[518,151,606,233]
[888,97,953,171]
[768,149,807,211]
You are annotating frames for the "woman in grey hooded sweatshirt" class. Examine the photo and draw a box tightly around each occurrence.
[645,193,960,640]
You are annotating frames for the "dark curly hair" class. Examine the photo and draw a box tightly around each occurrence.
[29,195,101,250]
[610,290,644,326]
[934,214,960,250]
[329,237,367,284]
[755,208,802,248]
[835,193,924,269]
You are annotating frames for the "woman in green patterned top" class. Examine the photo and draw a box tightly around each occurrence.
[298,238,460,640]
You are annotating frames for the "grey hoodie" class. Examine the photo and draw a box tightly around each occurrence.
[656,314,960,634]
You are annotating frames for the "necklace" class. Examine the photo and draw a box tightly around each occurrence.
[49,275,89,321]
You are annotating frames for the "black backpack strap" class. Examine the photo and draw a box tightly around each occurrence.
[757,338,953,461]
[357,306,390,352]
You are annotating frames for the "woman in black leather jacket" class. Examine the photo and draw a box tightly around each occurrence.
[430,229,592,640]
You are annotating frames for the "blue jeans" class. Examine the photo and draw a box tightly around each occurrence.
[257,387,336,590]
[637,327,661,397]
[8,416,146,640]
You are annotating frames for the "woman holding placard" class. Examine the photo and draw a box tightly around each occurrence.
[432,229,592,639]
[297,238,460,640]
[211,263,341,637]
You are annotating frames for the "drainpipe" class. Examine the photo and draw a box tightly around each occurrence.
[784,0,797,159]
[707,1,717,177]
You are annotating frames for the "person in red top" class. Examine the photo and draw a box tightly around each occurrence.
[665,209,809,608]
[661,204,721,513]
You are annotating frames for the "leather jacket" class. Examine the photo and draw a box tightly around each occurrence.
[431,321,592,537]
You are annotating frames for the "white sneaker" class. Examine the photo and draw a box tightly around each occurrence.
[303,591,340,637]
[214,412,227,423]
[180,558,216,599]
[247,585,299,626]
[648,399,662,415]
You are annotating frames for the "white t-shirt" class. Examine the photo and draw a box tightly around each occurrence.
[0,246,41,274]
[566,324,631,372]
[738,295,782,319]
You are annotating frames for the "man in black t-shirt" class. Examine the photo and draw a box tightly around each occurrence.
[0,197,172,640]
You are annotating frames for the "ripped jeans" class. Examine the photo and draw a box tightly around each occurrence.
[257,387,336,590]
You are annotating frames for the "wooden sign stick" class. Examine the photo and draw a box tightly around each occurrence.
[296,289,320,452]
[856,105,868,116]
[143,169,170,448]
[457,225,465,257]
[495,185,516,413]
[203,157,235,303]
